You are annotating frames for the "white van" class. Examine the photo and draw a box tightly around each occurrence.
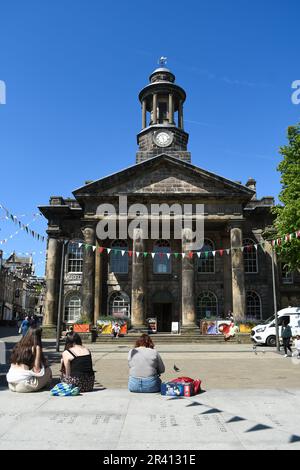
[251,307,300,347]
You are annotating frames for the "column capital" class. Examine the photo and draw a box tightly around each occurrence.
[227,220,244,231]
[81,226,95,245]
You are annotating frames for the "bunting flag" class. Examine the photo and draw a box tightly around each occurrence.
[0,203,45,243]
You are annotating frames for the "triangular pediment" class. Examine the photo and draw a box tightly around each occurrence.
[73,154,254,200]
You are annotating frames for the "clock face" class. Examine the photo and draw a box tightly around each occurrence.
[155,131,173,147]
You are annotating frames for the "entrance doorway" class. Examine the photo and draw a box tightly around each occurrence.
[153,303,172,332]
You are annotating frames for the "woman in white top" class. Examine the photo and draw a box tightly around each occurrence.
[128,334,165,393]
[7,327,52,393]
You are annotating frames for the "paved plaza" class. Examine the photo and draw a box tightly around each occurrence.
[1,327,300,450]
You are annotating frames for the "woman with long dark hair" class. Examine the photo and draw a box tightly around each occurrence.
[60,333,95,392]
[128,334,165,393]
[7,327,52,392]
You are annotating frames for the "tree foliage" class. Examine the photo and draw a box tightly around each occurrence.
[272,123,300,271]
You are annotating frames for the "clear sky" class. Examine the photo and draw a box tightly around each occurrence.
[0,0,299,275]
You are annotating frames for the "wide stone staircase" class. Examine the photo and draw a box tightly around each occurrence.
[95,332,251,344]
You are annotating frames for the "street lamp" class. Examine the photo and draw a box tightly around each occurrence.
[55,240,68,352]
[271,248,280,352]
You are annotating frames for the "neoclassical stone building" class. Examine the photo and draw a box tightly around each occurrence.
[39,65,300,334]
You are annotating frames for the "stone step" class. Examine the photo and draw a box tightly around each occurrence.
[95,334,251,344]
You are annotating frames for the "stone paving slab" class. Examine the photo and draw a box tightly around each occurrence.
[1,388,300,450]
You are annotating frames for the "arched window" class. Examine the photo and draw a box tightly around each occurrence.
[246,291,261,319]
[109,292,130,317]
[110,240,128,274]
[67,242,83,273]
[65,294,81,323]
[197,239,215,273]
[243,238,258,273]
[196,291,218,319]
[153,240,171,274]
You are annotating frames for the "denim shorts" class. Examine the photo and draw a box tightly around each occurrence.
[128,375,161,393]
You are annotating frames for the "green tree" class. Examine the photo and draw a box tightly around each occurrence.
[272,123,300,271]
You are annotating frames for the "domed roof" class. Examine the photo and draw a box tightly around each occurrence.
[149,67,175,83]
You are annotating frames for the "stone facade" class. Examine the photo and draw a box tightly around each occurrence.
[39,66,300,334]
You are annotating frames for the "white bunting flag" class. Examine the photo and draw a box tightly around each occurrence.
[226,249,230,255]
[107,248,111,254]
[136,252,140,258]
[167,253,171,259]
[212,251,216,257]
[92,246,96,252]
[78,243,82,248]
[121,250,125,256]
[151,253,155,259]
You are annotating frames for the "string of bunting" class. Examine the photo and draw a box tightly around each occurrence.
[0,203,45,243]
[2,250,46,256]
[0,216,44,245]
[67,229,300,259]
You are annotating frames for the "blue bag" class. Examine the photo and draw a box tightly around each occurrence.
[50,382,80,396]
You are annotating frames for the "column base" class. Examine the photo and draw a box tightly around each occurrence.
[130,325,148,334]
[181,325,200,336]
[41,325,57,339]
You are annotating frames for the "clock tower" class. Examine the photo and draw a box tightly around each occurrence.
[136,60,191,164]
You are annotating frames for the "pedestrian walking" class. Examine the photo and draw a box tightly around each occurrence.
[281,319,292,357]
[19,316,30,337]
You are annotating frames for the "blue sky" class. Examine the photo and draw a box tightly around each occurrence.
[0,0,299,275]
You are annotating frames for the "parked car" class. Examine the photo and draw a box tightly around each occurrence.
[251,307,300,347]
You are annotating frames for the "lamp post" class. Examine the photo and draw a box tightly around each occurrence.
[55,240,68,352]
[271,247,280,352]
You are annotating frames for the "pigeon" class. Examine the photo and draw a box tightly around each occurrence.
[174,364,180,372]
[252,345,257,355]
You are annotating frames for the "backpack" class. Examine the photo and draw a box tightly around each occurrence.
[169,376,202,395]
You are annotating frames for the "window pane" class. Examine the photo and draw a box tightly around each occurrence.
[65,295,81,323]
[246,291,261,319]
[109,292,130,317]
[153,240,171,274]
[110,241,128,274]
[68,243,83,273]
[196,291,218,319]
[197,240,215,273]
[243,239,258,273]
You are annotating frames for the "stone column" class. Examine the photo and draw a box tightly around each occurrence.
[178,100,184,129]
[142,99,147,129]
[181,228,197,331]
[230,225,246,321]
[43,237,62,335]
[222,233,232,316]
[168,93,173,124]
[131,228,145,329]
[94,238,102,325]
[153,93,158,124]
[81,226,95,323]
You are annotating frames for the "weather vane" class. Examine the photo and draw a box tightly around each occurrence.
[158,56,168,66]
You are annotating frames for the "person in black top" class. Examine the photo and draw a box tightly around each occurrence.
[60,333,94,392]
